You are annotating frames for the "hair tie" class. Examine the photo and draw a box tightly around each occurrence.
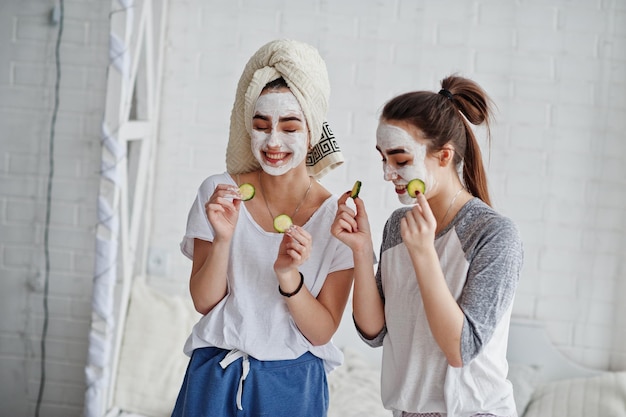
[438,88,453,100]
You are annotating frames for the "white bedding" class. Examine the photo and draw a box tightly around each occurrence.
[506,320,626,417]
[109,283,625,417]
[111,346,389,417]
[110,280,390,417]
[523,372,626,417]
[327,348,391,417]
[112,281,199,417]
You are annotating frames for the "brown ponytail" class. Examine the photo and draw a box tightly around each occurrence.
[381,74,495,206]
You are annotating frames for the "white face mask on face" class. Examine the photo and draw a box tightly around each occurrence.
[376,122,435,205]
[250,91,308,176]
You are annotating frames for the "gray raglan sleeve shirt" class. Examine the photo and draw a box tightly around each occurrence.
[355,201,523,365]
[457,213,523,364]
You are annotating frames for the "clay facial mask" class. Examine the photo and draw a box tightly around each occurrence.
[251,92,308,176]
[376,122,433,205]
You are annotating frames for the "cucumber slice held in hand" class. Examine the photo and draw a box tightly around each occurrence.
[407,178,426,198]
[238,183,255,201]
[273,214,293,233]
[350,180,362,199]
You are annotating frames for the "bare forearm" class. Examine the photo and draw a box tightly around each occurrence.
[411,247,464,366]
[351,247,385,339]
[286,290,338,346]
[279,269,352,346]
[190,238,230,314]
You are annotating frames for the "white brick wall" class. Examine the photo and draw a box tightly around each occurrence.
[0,0,109,416]
[150,0,626,373]
[1,0,625,416]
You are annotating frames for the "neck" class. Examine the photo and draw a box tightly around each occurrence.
[259,169,309,196]
[258,170,313,219]
[434,186,466,233]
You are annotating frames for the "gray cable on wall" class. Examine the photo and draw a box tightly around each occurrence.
[35,1,64,416]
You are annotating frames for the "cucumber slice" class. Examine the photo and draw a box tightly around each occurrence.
[238,183,255,201]
[350,180,362,198]
[273,214,293,233]
[407,178,426,198]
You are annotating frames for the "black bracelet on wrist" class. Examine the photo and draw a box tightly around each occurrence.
[279,272,304,298]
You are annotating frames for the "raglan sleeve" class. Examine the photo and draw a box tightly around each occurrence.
[459,216,523,364]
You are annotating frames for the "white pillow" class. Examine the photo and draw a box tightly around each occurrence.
[524,372,626,417]
[113,280,199,417]
[507,363,543,417]
[114,283,391,417]
[328,348,392,417]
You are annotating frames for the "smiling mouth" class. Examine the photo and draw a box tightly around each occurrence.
[264,151,290,164]
[394,184,408,194]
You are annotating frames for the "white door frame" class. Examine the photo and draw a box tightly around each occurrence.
[85,0,168,415]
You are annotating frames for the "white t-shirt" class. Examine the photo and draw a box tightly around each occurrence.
[360,198,523,416]
[180,172,354,372]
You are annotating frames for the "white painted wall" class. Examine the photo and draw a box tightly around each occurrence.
[0,0,625,416]
[149,0,626,372]
[0,1,110,416]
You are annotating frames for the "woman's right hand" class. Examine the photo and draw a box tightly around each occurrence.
[333,191,383,340]
[205,184,242,241]
[331,191,372,254]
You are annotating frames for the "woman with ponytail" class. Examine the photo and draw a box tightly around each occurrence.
[331,75,523,417]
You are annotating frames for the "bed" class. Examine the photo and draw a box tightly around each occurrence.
[505,320,626,417]
[104,282,626,417]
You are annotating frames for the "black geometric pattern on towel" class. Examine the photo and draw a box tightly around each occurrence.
[306,122,341,167]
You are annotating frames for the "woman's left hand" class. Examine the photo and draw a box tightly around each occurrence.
[274,225,312,274]
[400,192,437,252]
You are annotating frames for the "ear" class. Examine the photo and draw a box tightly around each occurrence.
[438,146,455,167]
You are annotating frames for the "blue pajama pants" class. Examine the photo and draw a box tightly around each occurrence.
[171,347,329,417]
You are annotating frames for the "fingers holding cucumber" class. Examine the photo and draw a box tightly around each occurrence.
[407,178,426,197]
[273,214,293,233]
[350,180,362,199]
[238,183,255,201]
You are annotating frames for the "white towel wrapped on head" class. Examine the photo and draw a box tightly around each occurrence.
[226,39,344,179]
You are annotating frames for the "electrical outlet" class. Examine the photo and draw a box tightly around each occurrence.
[147,247,170,277]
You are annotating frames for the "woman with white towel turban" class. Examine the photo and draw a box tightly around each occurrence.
[171,39,354,417]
